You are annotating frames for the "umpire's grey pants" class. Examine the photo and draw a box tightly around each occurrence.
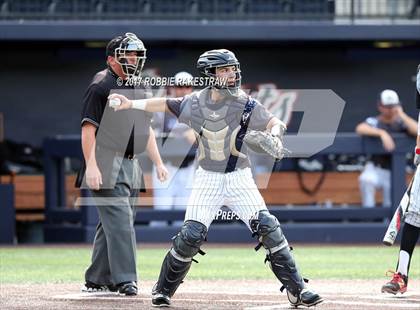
[85,157,141,285]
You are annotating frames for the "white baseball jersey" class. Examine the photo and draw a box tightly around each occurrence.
[166,88,274,228]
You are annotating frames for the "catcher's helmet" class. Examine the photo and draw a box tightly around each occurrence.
[197,49,241,95]
[107,32,146,78]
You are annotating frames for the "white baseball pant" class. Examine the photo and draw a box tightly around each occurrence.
[184,167,267,229]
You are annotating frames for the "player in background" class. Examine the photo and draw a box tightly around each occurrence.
[150,71,197,227]
[109,49,323,308]
[356,89,417,208]
[381,66,420,295]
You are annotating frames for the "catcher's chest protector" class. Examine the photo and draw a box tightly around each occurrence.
[189,90,255,169]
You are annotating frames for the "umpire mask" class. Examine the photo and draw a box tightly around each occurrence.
[112,33,147,79]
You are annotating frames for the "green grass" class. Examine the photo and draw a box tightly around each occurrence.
[0,245,419,284]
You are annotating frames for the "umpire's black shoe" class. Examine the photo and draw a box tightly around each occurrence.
[287,288,323,308]
[107,284,118,292]
[117,281,138,296]
[152,293,171,307]
[82,281,117,293]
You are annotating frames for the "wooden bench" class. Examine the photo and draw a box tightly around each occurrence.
[112,170,409,207]
[3,171,413,222]
[0,174,80,222]
[0,174,155,221]
[141,172,411,206]
[258,172,375,205]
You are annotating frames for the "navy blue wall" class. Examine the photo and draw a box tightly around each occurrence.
[1,41,419,145]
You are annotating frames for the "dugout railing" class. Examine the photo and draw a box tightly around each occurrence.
[39,133,415,243]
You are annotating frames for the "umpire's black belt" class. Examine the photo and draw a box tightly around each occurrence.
[97,145,138,160]
[116,152,137,160]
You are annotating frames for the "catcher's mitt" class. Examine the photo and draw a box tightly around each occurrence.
[243,130,290,160]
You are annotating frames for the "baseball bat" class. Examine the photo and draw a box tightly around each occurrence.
[382,177,414,246]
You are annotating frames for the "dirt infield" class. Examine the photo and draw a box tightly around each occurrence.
[1,279,419,309]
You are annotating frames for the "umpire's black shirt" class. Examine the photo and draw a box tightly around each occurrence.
[81,68,152,156]
[79,68,151,189]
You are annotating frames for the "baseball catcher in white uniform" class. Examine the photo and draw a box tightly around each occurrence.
[109,49,322,308]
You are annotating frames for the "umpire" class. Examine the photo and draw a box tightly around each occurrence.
[77,33,168,295]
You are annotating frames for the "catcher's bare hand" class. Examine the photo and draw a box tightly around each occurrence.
[108,94,132,111]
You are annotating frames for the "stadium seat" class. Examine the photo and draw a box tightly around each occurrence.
[151,0,193,19]
[197,0,245,19]
[244,0,293,19]
[293,0,335,19]
[100,0,141,17]
[7,0,51,18]
[0,1,10,19]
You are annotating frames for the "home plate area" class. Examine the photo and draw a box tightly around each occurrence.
[53,279,420,310]
[2,279,419,309]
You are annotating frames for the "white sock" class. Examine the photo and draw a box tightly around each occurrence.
[396,250,410,276]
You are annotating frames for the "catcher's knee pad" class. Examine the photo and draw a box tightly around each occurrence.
[250,210,287,252]
[173,220,207,259]
[153,250,192,298]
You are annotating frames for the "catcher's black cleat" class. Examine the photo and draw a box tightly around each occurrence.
[287,288,323,308]
[152,292,171,307]
[117,281,138,296]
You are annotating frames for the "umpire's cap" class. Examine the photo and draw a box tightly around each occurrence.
[106,35,124,58]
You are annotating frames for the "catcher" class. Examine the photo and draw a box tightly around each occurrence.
[109,49,322,308]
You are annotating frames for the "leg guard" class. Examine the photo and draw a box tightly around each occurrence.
[152,250,192,298]
[153,221,207,298]
[268,247,306,297]
[251,211,323,306]
[250,210,305,296]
